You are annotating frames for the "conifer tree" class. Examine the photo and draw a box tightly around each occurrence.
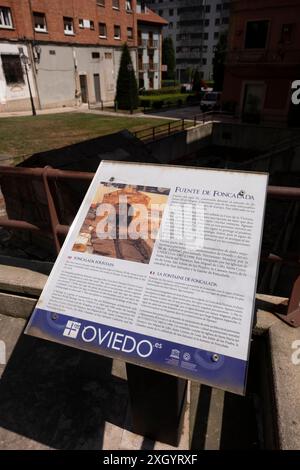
[116,43,139,111]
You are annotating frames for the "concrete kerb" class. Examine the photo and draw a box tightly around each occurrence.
[0,264,299,449]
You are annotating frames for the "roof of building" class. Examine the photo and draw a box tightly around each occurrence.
[137,8,168,26]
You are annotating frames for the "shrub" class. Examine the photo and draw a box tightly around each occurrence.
[152,100,164,110]
[140,86,181,96]
[162,80,180,87]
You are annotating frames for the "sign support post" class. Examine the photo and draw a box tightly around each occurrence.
[126,364,187,446]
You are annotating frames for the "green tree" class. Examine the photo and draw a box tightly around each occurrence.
[213,32,227,91]
[192,69,202,93]
[115,43,139,111]
[162,37,175,80]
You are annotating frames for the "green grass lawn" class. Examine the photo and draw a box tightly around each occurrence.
[0,112,172,162]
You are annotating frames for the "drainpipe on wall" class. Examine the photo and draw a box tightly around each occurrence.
[27,41,42,110]
[27,0,42,110]
[73,47,80,107]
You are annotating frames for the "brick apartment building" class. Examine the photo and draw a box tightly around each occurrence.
[0,0,166,112]
[222,0,300,125]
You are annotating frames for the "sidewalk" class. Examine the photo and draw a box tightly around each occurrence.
[0,104,177,121]
[0,106,82,119]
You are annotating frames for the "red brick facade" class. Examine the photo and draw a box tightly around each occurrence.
[0,0,137,47]
[222,0,300,124]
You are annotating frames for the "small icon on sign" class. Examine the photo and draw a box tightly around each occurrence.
[183,352,191,361]
[63,320,81,339]
[170,349,180,359]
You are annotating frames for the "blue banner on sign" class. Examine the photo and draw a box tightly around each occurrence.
[26,308,247,395]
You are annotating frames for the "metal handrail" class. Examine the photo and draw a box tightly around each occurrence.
[0,166,299,319]
[134,119,189,142]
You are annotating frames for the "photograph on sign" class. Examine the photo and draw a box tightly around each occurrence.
[72,182,170,263]
[25,161,268,395]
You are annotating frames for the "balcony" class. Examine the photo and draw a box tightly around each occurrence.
[176,51,202,59]
[138,39,148,49]
[148,63,158,72]
[227,49,300,65]
[176,38,204,47]
[148,40,158,49]
[138,63,149,72]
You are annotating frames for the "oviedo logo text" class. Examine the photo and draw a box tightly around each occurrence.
[63,320,153,358]
[291,80,300,105]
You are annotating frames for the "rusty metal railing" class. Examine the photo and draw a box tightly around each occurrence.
[0,165,299,325]
[133,119,192,142]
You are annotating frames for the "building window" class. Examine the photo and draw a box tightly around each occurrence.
[105,52,112,59]
[215,18,220,26]
[127,27,133,39]
[0,6,13,29]
[280,23,294,44]
[169,22,173,29]
[216,4,222,12]
[214,32,219,40]
[158,10,163,16]
[49,50,56,55]
[245,20,269,49]
[202,58,207,65]
[79,18,84,28]
[33,12,47,33]
[222,17,229,25]
[1,54,24,85]
[97,0,105,6]
[64,17,74,35]
[99,22,107,38]
[205,19,209,26]
[204,32,208,40]
[126,0,132,11]
[92,52,100,59]
[112,0,120,10]
[114,25,121,39]
[169,9,173,16]
[205,5,210,13]
[90,20,95,30]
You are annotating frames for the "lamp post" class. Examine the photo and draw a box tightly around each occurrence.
[19,50,36,116]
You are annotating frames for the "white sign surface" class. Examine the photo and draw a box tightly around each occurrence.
[26,162,268,395]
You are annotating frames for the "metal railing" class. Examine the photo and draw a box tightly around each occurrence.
[148,40,158,49]
[0,165,299,324]
[133,113,236,143]
[133,119,192,142]
[138,63,149,72]
[148,63,158,72]
[138,39,147,48]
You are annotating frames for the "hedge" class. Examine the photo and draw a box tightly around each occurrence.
[139,93,193,109]
[140,86,182,96]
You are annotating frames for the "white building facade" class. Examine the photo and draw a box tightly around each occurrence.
[145,0,230,82]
